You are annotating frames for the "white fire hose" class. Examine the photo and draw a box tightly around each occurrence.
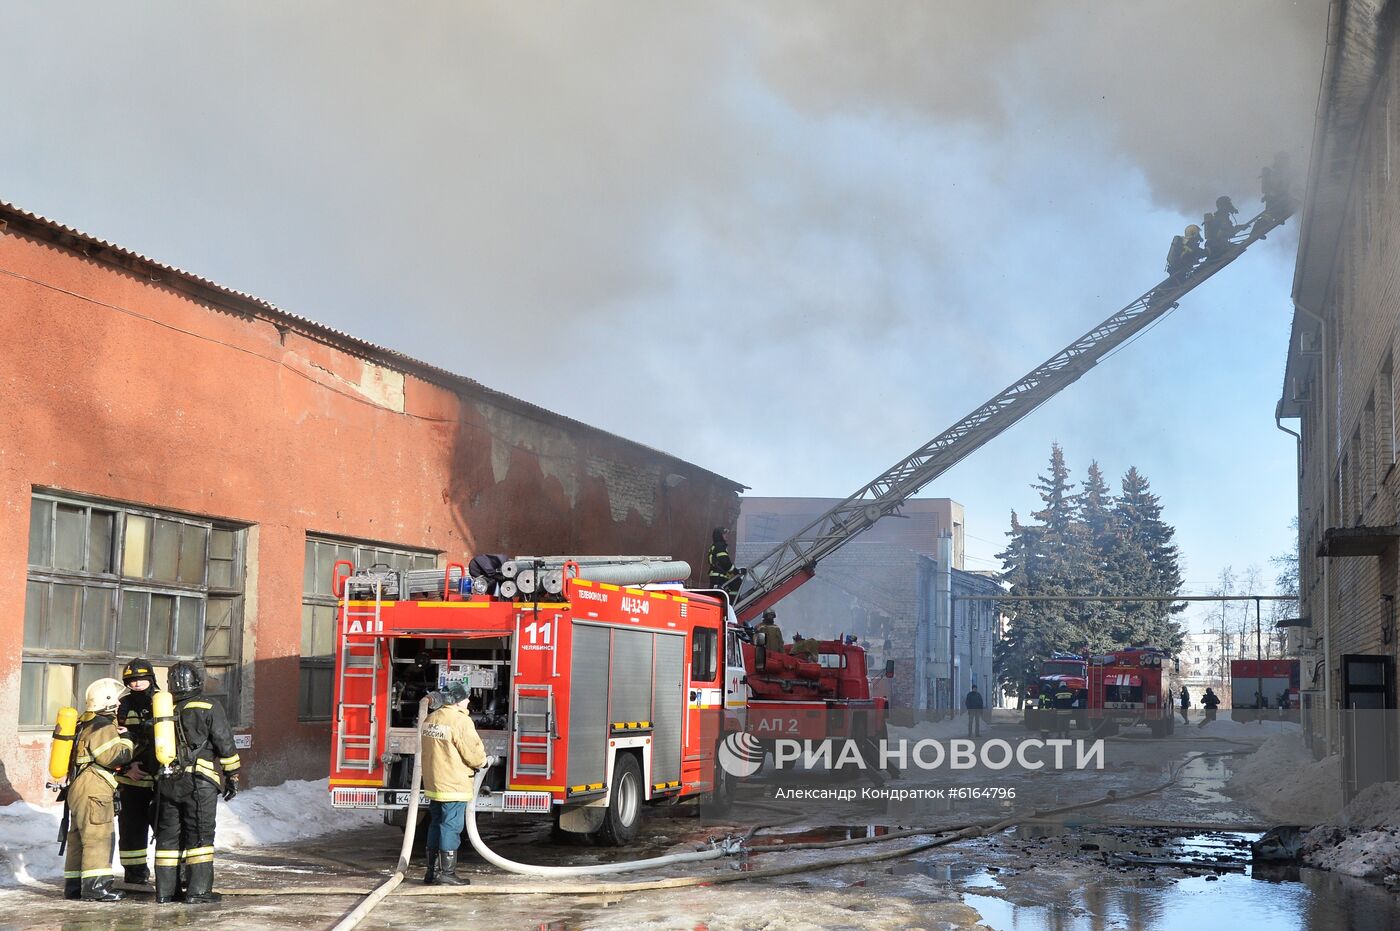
[464,758,742,876]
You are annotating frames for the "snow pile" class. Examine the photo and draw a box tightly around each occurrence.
[0,778,384,885]
[1225,731,1343,825]
[1301,781,1400,881]
[1192,712,1300,738]
[0,800,62,886]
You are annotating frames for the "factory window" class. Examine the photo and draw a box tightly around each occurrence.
[299,536,437,720]
[20,493,246,728]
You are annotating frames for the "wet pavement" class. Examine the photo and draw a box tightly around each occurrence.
[5,716,1398,930]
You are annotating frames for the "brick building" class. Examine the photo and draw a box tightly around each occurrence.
[0,200,742,802]
[1278,2,1400,795]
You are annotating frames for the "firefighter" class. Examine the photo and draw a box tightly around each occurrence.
[1052,683,1075,739]
[116,658,160,885]
[1203,196,1239,258]
[62,678,134,902]
[422,680,488,886]
[1199,687,1221,727]
[1165,224,1203,277]
[153,662,240,905]
[707,528,743,602]
[792,635,820,662]
[1037,692,1052,738]
[756,609,785,651]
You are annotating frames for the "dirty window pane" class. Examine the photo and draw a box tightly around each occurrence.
[211,529,235,560]
[28,499,52,567]
[45,664,75,723]
[19,663,46,726]
[123,516,150,578]
[150,520,180,582]
[210,529,237,589]
[119,591,149,654]
[313,604,336,657]
[176,596,202,656]
[303,540,317,594]
[178,525,207,585]
[50,584,83,649]
[81,587,114,652]
[206,626,231,658]
[78,664,109,704]
[24,580,46,648]
[315,544,337,597]
[54,504,85,571]
[205,597,234,658]
[149,594,175,655]
[88,510,115,574]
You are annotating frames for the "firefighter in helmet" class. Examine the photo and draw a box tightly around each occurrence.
[153,662,240,904]
[1166,224,1203,277]
[421,680,488,886]
[707,528,744,602]
[756,609,785,651]
[63,678,134,901]
[115,658,160,885]
[1203,195,1239,258]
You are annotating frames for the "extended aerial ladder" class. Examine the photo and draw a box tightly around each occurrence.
[735,197,1295,623]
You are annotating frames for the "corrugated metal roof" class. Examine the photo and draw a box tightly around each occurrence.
[0,198,744,490]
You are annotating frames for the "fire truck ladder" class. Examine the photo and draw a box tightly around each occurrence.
[736,203,1294,623]
[334,570,390,772]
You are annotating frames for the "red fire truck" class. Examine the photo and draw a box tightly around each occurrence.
[1085,646,1176,737]
[1023,652,1088,729]
[327,559,740,845]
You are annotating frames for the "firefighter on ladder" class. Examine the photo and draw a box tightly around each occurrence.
[62,678,134,902]
[116,658,160,886]
[707,528,744,602]
[154,662,240,904]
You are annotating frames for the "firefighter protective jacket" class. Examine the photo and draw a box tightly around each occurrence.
[116,693,157,788]
[422,703,487,802]
[72,714,134,789]
[175,696,241,789]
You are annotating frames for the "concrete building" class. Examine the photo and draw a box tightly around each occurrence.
[1179,631,1243,700]
[738,496,965,570]
[1278,2,1400,795]
[0,200,742,802]
[735,536,999,713]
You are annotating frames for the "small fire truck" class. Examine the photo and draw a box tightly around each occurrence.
[1023,652,1088,730]
[327,558,743,845]
[1085,646,1176,737]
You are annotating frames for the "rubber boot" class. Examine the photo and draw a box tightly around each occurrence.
[80,875,125,902]
[124,865,151,885]
[63,878,82,900]
[436,850,469,886]
[423,847,440,885]
[183,861,222,904]
[154,864,180,903]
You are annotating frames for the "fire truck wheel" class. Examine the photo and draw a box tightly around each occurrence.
[595,753,643,847]
[702,741,736,816]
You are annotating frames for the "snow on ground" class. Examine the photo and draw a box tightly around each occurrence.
[1302,780,1400,882]
[1190,711,1300,738]
[1225,730,1343,825]
[0,778,384,885]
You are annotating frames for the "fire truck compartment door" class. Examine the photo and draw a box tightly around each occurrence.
[651,630,685,787]
[567,625,612,789]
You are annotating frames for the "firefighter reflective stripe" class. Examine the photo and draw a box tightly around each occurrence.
[89,735,134,758]
[185,701,213,710]
[65,867,118,878]
[194,759,222,785]
[182,846,215,865]
[218,753,241,769]
[119,848,148,865]
[116,774,155,787]
[423,789,473,801]
[155,848,182,866]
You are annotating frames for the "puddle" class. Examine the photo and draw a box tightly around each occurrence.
[963,829,1400,930]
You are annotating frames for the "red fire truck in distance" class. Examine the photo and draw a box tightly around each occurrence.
[1085,646,1176,737]
[1023,652,1088,729]
[327,560,742,846]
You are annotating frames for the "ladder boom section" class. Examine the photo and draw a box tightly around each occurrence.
[736,207,1291,621]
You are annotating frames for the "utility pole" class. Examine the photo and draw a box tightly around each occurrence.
[1255,596,1264,722]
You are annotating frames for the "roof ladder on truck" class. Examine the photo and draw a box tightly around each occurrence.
[333,568,390,772]
[735,199,1296,623]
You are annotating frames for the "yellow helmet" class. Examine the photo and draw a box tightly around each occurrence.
[84,677,127,714]
[1184,224,1201,238]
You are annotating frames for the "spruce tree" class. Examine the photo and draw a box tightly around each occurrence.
[1112,466,1185,652]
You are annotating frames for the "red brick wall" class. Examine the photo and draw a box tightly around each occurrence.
[0,226,739,800]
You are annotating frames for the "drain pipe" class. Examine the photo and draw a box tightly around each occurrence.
[464,760,741,876]
[1293,299,1332,753]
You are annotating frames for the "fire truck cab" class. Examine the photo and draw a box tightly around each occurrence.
[327,559,745,846]
[1085,646,1175,737]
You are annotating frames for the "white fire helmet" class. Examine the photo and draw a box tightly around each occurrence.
[84,677,128,714]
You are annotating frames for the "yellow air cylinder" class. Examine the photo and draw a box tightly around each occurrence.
[152,690,176,768]
[48,706,79,781]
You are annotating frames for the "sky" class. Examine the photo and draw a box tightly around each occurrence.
[0,2,1329,633]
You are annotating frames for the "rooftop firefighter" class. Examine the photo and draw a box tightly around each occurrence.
[154,662,241,905]
[707,528,744,602]
[116,658,160,886]
[61,678,134,902]
[1165,224,1203,278]
[421,680,488,887]
[1203,196,1239,259]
